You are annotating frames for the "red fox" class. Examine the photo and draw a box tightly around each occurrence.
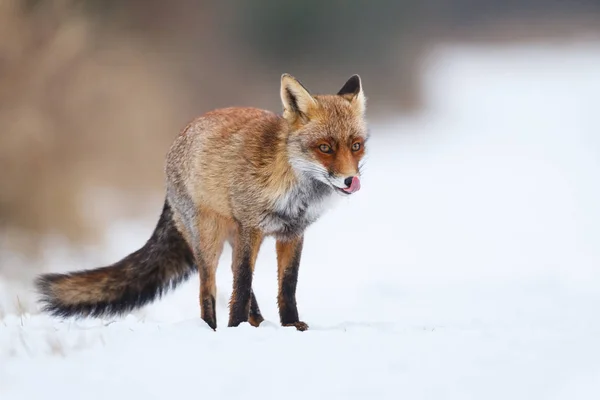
[35,74,368,331]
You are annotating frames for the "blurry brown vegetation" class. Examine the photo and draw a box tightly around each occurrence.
[0,0,183,256]
[1,0,599,267]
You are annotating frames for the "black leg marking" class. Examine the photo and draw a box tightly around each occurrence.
[279,261,300,325]
[248,289,264,327]
[277,237,307,330]
[228,253,253,327]
[201,294,216,330]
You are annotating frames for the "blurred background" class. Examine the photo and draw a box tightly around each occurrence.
[1,0,600,311]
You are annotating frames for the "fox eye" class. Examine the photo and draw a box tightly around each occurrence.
[319,144,333,153]
[352,142,361,151]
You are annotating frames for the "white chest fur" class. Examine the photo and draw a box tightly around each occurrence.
[260,179,337,238]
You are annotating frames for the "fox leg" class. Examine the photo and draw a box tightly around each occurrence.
[195,211,228,330]
[276,236,308,331]
[228,252,263,326]
[226,235,264,327]
[248,289,264,327]
[228,227,263,327]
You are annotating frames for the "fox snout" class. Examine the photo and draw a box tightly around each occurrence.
[330,174,361,194]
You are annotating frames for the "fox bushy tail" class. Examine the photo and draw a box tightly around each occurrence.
[35,200,195,318]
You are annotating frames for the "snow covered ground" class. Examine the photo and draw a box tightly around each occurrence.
[2,41,600,399]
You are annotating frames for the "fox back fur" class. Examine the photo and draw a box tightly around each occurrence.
[35,74,369,331]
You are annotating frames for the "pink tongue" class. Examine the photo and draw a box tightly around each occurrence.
[343,176,361,193]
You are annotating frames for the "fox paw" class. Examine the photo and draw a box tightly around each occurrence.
[283,321,309,331]
[248,314,264,327]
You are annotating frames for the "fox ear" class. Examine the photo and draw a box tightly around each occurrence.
[338,74,366,114]
[280,73,317,121]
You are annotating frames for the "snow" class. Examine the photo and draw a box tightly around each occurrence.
[2,41,600,399]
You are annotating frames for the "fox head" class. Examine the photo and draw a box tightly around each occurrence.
[281,73,368,195]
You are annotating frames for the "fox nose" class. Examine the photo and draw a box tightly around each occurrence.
[342,176,361,194]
